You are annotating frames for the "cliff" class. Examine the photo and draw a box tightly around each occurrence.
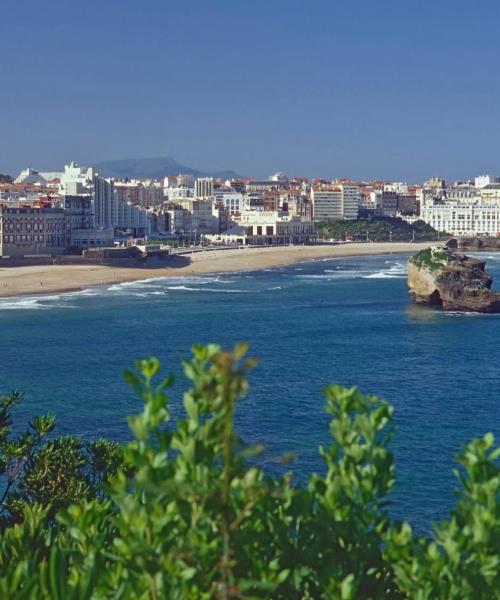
[407,245,500,312]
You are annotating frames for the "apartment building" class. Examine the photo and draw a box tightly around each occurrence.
[311,184,359,221]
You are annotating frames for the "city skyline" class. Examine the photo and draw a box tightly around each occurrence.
[2,0,500,181]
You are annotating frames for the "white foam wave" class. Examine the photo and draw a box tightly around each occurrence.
[363,272,401,279]
[443,311,499,318]
[0,293,78,310]
[167,285,247,293]
[0,298,48,310]
[297,271,363,280]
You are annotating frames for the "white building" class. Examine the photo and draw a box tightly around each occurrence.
[219,192,244,214]
[475,175,500,189]
[178,198,219,234]
[210,210,315,245]
[383,182,409,194]
[421,202,500,237]
[59,162,94,195]
[60,162,152,234]
[195,177,214,198]
[164,186,193,201]
[311,184,359,221]
[480,184,500,204]
[14,167,49,185]
[269,171,288,182]
[311,189,342,220]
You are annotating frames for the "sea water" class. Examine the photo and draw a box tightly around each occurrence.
[1,252,499,531]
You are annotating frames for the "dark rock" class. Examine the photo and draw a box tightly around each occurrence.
[408,245,500,312]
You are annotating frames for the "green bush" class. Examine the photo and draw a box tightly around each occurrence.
[0,344,498,598]
[315,218,442,242]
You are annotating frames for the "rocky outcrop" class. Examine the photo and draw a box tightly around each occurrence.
[408,245,500,312]
[455,237,500,251]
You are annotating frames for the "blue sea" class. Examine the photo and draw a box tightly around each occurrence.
[1,252,499,532]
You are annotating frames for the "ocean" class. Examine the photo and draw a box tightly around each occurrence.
[1,252,499,532]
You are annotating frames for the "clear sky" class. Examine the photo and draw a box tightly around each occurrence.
[1,0,499,182]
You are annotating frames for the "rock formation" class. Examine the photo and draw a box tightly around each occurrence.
[408,245,500,312]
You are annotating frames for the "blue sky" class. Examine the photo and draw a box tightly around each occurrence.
[1,0,499,181]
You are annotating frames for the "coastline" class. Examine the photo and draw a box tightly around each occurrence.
[0,242,431,299]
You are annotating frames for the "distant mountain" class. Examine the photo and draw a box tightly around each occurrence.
[92,157,241,180]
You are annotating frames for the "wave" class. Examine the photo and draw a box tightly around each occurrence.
[298,270,366,280]
[363,272,402,279]
[362,262,407,279]
[0,293,78,311]
[442,311,500,318]
[0,298,49,310]
[167,285,248,293]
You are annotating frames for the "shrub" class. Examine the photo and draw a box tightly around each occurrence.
[0,345,498,598]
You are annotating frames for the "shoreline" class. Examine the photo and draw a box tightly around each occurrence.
[0,242,432,300]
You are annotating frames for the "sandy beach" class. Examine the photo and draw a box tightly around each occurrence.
[0,242,430,299]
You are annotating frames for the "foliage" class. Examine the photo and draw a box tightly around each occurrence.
[0,173,13,183]
[0,345,498,598]
[316,218,441,242]
[0,391,123,527]
[409,247,450,271]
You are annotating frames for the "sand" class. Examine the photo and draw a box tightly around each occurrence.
[0,242,430,299]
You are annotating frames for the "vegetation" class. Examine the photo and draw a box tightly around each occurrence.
[0,344,499,598]
[0,173,13,183]
[409,247,450,271]
[315,218,442,242]
[0,391,124,528]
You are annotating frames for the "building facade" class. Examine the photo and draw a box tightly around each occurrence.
[195,177,214,198]
[0,207,68,257]
[421,202,500,236]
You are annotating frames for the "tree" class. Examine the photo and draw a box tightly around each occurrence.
[0,391,123,527]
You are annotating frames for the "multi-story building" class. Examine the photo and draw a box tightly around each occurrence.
[164,174,195,189]
[115,180,164,207]
[211,210,315,245]
[311,184,359,221]
[421,201,500,236]
[115,200,151,236]
[62,195,95,230]
[475,175,500,189]
[93,176,117,229]
[178,198,219,234]
[0,207,68,257]
[218,192,244,214]
[480,184,500,204]
[59,162,152,236]
[164,186,193,201]
[195,177,214,198]
[424,176,446,189]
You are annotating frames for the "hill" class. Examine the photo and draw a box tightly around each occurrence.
[92,156,241,180]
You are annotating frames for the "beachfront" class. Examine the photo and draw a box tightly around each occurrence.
[0,242,430,298]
